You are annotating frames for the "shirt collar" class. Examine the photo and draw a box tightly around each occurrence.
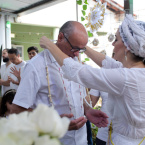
[45,49,79,63]
[46,49,57,63]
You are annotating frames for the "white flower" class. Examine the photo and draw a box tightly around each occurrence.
[0,112,37,135]
[35,135,60,145]
[51,114,70,138]
[29,104,70,138]
[0,112,38,145]
[8,131,37,145]
[0,104,69,145]
[0,135,16,145]
[0,132,37,145]
[86,2,107,33]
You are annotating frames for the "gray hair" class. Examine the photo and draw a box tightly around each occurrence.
[59,21,76,38]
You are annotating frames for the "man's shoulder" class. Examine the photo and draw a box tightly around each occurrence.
[25,51,46,68]
[22,60,26,64]
[1,64,6,73]
[7,63,15,70]
[15,61,26,68]
[9,63,15,67]
[1,64,6,69]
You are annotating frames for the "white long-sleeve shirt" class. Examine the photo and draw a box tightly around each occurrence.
[62,56,145,145]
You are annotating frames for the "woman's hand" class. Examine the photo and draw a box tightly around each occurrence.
[40,36,55,50]
[40,36,69,66]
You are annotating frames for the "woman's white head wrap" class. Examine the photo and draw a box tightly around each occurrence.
[119,14,145,58]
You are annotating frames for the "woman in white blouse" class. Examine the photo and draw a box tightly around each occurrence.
[40,15,145,145]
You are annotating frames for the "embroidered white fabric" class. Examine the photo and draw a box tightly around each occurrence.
[119,14,145,58]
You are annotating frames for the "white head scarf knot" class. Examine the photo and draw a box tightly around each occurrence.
[119,14,145,58]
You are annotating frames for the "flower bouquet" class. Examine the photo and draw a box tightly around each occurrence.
[0,104,70,145]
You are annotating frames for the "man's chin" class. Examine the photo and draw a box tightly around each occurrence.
[3,58,9,62]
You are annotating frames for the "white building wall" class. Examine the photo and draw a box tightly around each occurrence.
[0,14,6,49]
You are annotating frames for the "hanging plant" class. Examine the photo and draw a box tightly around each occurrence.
[77,0,82,5]
[85,58,90,61]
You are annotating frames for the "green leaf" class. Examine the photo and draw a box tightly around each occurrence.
[81,16,85,21]
[77,0,82,5]
[85,58,90,61]
[88,31,93,37]
[82,10,86,16]
[84,0,89,4]
[83,5,87,10]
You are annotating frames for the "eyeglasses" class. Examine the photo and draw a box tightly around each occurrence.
[63,33,86,53]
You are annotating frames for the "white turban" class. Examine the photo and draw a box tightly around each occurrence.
[119,14,145,58]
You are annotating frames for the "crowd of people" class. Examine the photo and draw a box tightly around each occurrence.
[1,14,145,145]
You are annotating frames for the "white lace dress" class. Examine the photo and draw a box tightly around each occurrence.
[62,56,145,145]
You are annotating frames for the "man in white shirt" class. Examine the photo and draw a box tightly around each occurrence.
[8,48,26,90]
[10,21,108,145]
[0,49,14,96]
[27,46,39,59]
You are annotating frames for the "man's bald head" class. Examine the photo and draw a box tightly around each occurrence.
[57,21,88,58]
[59,21,88,39]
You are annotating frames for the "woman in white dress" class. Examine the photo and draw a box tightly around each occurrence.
[40,15,145,145]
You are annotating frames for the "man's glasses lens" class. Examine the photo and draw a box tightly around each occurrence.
[63,33,86,53]
[71,48,86,53]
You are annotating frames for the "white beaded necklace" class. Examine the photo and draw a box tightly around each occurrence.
[56,63,84,118]
[44,50,53,107]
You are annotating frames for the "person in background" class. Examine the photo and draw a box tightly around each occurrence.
[27,46,39,60]
[8,46,39,85]
[83,88,93,145]
[90,90,109,145]
[39,15,145,145]
[0,89,16,117]
[0,49,14,96]
[7,46,38,85]
[8,48,26,89]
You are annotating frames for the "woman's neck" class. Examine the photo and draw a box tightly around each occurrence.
[131,61,145,68]
[125,61,145,68]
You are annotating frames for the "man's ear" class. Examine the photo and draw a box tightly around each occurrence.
[57,32,64,42]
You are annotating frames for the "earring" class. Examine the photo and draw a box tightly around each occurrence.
[125,51,127,61]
